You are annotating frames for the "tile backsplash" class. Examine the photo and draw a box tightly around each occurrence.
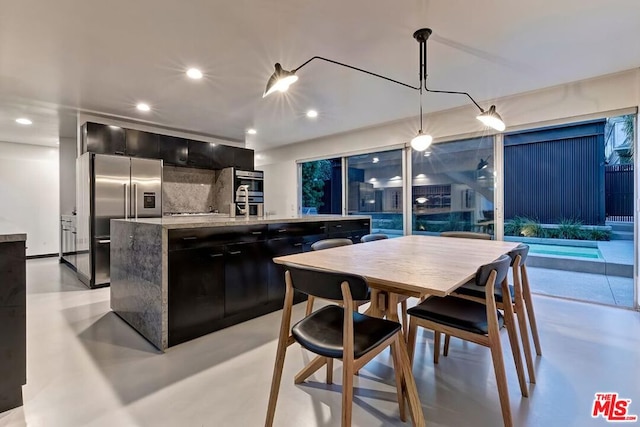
[163,166,216,213]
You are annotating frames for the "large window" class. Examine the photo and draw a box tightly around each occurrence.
[346,149,403,237]
[411,137,494,236]
[300,158,342,215]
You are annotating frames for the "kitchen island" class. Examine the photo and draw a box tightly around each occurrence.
[0,222,27,412]
[110,215,371,350]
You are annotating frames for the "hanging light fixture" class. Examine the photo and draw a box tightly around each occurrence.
[263,28,506,150]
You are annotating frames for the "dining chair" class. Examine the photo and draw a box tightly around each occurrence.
[406,254,527,427]
[306,238,354,316]
[360,233,389,243]
[439,231,491,240]
[447,244,541,382]
[265,265,422,427]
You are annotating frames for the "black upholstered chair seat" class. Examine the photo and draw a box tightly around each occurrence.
[292,305,401,359]
[456,280,515,303]
[408,296,504,335]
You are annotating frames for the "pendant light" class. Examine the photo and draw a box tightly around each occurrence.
[263,28,506,149]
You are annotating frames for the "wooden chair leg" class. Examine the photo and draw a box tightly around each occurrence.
[488,333,514,427]
[326,357,333,385]
[501,295,528,398]
[522,266,542,356]
[390,336,407,422]
[433,332,441,364]
[515,302,536,384]
[265,274,295,427]
[395,335,426,427]
[443,334,451,357]
[305,296,315,316]
[407,318,418,364]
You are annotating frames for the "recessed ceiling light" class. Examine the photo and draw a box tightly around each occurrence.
[186,68,203,79]
[247,129,257,135]
[372,157,379,164]
[136,103,151,112]
[15,118,32,125]
[306,109,318,118]
[416,174,426,178]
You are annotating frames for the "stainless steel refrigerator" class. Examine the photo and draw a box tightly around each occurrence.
[76,153,162,288]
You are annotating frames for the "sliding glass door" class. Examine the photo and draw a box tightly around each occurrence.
[411,136,495,237]
[300,158,342,215]
[346,149,404,237]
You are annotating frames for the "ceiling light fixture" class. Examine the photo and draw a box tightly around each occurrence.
[15,118,32,125]
[247,128,257,135]
[186,68,203,79]
[372,157,379,163]
[306,109,318,118]
[136,103,151,112]
[477,158,489,170]
[263,28,506,151]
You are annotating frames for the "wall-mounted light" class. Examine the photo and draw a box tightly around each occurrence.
[415,197,428,204]
[263,28,506,152]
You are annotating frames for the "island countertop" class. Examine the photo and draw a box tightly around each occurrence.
[112,214,370,230]
[0,221,27,243]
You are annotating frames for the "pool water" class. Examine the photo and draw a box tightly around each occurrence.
[527,243,602,259]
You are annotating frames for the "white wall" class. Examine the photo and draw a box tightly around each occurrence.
[59,137,76,214]
[0,141,59,256]
[256,68,640,215]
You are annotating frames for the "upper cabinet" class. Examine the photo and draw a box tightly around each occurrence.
[187,140,214,169]
[82,122,126,155]
[125,129,159,158]
[81,122,255,171]
[159,135,188,166]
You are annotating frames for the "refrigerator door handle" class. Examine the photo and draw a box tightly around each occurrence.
[134,183,138,219]
[124,183,129,220]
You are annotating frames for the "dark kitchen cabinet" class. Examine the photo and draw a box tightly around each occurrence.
[0,240,26,413]
[82,122,126,155]
[233,147,255,170]
[159,135,188,166]
[187,140,214,168]
[168,246,226,346]
[266,236,303,303]
[211,144,235,170]
[224,242,269,317]
[82,122,256,171]
[165,219,370,347]
[125,129,159,158]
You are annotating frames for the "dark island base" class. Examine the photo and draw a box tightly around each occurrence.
[0,386,23,413]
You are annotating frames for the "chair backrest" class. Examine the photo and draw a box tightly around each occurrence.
[360,233,389,243]
[507,244,529,266]
[310,238,353,251]
[286,265,369,301]
[474,254,511,287]
[440,231,491,240]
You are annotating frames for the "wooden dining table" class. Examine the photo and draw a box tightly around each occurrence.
[273,234,522,426]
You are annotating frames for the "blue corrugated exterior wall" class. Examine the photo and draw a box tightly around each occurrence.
[504,120,606,225]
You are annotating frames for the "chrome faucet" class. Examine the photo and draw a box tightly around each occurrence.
[236,185,250,219]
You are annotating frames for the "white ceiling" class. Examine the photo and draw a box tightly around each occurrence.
[1,0,640,150]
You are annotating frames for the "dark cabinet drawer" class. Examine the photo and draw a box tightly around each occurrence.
[267,221,327,238]
[159,135,188,166]
[82,122,126,155]
[125,129,159,158]
[168,226,267,250]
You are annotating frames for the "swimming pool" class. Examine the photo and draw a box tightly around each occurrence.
[527,243,603,259]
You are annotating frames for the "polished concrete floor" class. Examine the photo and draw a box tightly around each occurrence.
[1,258,639,427]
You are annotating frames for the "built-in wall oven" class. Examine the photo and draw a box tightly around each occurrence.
[233,169,264,216]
